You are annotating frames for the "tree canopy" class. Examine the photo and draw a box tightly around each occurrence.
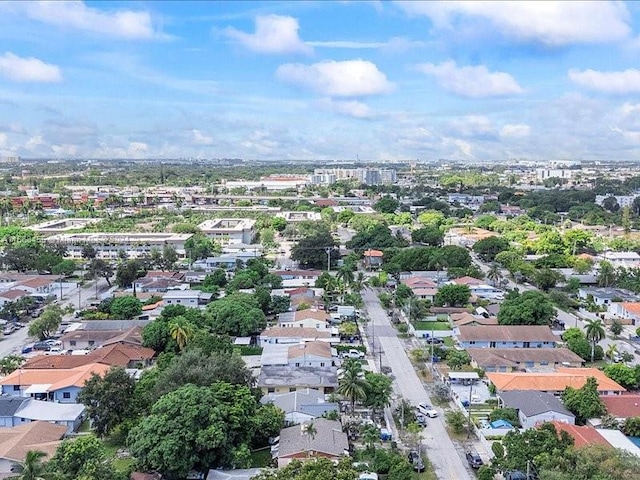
[498,290,555,326]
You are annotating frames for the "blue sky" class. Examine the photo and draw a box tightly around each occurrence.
[3,1,640,161]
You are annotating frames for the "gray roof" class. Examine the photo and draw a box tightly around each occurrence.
[261,388,338,417]
[499,390,574,418]
[79,320,150,330]
[16,399,85,422]
[258,366,337,389]
[0,397,28,417]
[206,469,263,480]
[277,418,348,458]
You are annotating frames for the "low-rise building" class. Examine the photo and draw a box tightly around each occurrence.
[456,325,558,349]
[260,388,338,425]
[44,232,193,260]
[599,394,640,421]
[258,366,337,396]
[275,418,348,467]
[499,391,575,429]
[259,327,334,346]
[0,422,68,473]
[487,368,626,395]
[278,310,332,330]
[197,218,256,245]
[162,289,213,308]
[467,347,583,372]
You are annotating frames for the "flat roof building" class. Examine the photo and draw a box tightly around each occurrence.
[197,218,256,245]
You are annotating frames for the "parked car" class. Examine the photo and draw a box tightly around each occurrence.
[417,403,438,418]
[466,451,483,469]
[505,471,531,480]
[32,342,51,351]
[21,346,32,354]
[415,413,427,427]
[424,337,443,345]
[2,324,15,335]
[341,349,365,360]
[407,451,425,472]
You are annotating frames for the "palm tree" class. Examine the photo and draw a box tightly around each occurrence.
[606,343,619,362]
[585,318,606,363]
[337,360,368,412]
[352,272,367,293]
[169,319,194,351]
[15,450,48,480]
[303,422,317,458]
[336,267,354,287]
[487,263,502,287]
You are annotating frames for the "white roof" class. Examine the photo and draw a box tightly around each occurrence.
[448,372,480,380]
[234,337,251,346]
[24,384,51,394]
[596,429,640,456]
[16,399,84,421]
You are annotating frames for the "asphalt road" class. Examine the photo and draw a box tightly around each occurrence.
[363,288,472,480]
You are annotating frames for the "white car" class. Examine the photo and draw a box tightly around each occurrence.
[417,403,438,418]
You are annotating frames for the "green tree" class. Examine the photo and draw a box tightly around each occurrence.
[14,450,48,480]
[337,360,368,411]
[533,268,563,292]
[435,284,471,307]
[411,226,444,246]
[597,260,616,287]
[89,258,113,286]
[169,318,195,351]
[473,236,510,262]
[115,259,145,288]
[51,259,76,277]
[486,263,502,286]
[0,354,24,375]
[28,305,62,340]
[161,244,178,270]
[538,444,640,480]
[446,350,471,370]
[562,377,606,423]
[127,383,278,478]
[418,210,445,227]
[205,293,266,336]
[610,319,623,338]
[374,196,399,213]
[250,458,358,480]
[498,290,555,326]
[622,417,640,437]
[585,318,606,363]
[109,296,142,319]
[489,408,520,427]
[48,436,120,480]
[77,367,136,437]
[445,409,466,434]
[603,363,639,390]
[363,372,392,415]
[290,228,337,269]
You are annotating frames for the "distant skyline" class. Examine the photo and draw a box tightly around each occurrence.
[3,1,640,161]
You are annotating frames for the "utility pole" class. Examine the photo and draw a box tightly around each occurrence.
[467,383,473,438]
[324,247,335,273]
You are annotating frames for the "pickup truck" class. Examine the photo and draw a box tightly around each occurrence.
[341,349,365,360]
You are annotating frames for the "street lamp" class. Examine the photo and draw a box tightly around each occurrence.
[324,246,337,273]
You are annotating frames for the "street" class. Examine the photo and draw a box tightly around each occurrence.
[363,288,473,480]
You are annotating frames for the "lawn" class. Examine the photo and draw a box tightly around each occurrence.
[414,321,452,331]
[251,448,273,468]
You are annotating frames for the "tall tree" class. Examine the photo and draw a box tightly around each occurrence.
[337,360,368,412]
[585,318,606,363]
[498,290,555,326]
[14,450,48,480]
[486,263,502,287]
[77,367,136,437]
[562,377,606,423]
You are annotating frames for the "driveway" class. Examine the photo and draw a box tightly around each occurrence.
[363,289,473,480]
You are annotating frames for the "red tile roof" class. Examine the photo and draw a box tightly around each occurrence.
[548,421,609,447]
[600,394,640,418]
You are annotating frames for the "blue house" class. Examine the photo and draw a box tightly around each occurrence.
[0,397,84,433]
[456,325,558,349]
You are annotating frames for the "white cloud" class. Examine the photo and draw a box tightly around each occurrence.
[191,129,215,145]
[416,60,523,98]
[568,68,640,94]
[316,98,373,118]
[397,1,630,46]
[307,36,425,52]
[224,15,312,54]
[276,59,393,97]
[0,52,62,82]
[501,123,531,138]
[445,115,496,139]
[0,133,7,148]
[11,1,162,40]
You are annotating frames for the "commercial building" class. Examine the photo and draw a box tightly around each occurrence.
[197,218,256,245]
[44,232,193,259]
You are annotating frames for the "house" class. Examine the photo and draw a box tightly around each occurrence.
[614,302,640,326]
[0,289,28,306]
[363,250,383,269]
[402,276,439,301]
[548,421,610,448]
[447,279,503,299]
[22,343,155,369]
[258,366,337,396]
[12,399,85,433]
[272,270,323,288]
[197,218,256,245]
[451,313,498,327]
[278,310,332,330]
[0,363,112,403]
[456,325,558,349]
[276,211,322,222]
[578,287,637,308]
[12,276,60,296]
[206,469,263,480]
[274,418,348,467]
[0,422,67,474]
[259,327,334,346]
[452,276,485,287]
[487,368,626,395]
[499,391,575,429]
[192,253,259,272]
[598,251,640,268]
[134,271,186,293]
[261,388,338,425]
[467,348,583,372]
[599,394,640,421]
[162,289,213,308]
[60,326,144,351]
[260,341,337,369]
